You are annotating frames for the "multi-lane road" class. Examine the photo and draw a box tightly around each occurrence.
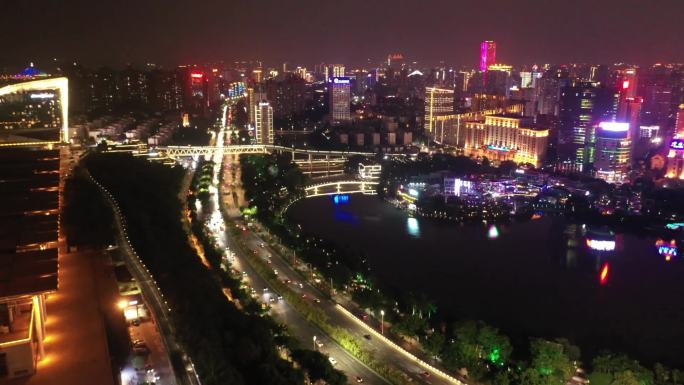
[212,157,461,385]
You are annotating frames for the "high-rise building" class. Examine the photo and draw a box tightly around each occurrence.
[0,67,64,379]
[424,87,455,142]
[617,97,643,147]
[536,77,561,116]
[254,101,274,144]
[247,87,267,126]
[558,82,618,170]
[264,74,306,120]
[480,41,496,72]
[463,114,549,167]
[594,122,632,183]
[330,77,351,122]
[675,104,684,135]
[332,64,345,78]
[252,68,263,83]
[620,68,638,99]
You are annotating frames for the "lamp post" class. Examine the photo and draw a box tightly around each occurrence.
[380,310,385,335]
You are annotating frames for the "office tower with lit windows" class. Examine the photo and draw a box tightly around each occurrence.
[332,64,345,78]
[536,77,561,116]
[247,87,267,126]
[463,114,549,167]
[424,87,455,142]
[665,104,684,179]
[254,101,274,145]
[558,82,618,170]
[177,66,208,117]
[594,122,632,183]
[264,74,306,119]
[617,96,643,148]
[252,68,263,83]
[480,41,496,72]
[676,104,684,134]
[330,77,351,122]
[0,67,64,379]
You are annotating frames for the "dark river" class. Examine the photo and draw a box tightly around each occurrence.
[288,194,684,367]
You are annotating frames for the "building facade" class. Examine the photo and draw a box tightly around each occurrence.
[424,87,455,143]
[480,41,496,72]
[464,115,549,167]
[254,101,274,145]
[330,77,351,122]
[594,122,632,183]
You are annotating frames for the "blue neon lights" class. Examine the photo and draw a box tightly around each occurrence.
[333,194,350,204]
[670,139,684,150]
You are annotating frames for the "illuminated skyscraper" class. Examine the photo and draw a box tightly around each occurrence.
[247,87,267,126]
[594,122,631,183]
[332,64,345,78]
[0,67,63,379]
[480,41,496,72]
[254,101,273,144]
[252,68,263,83]
[676,104,684,135]
[330,77,351,122]
[424,87,455,142]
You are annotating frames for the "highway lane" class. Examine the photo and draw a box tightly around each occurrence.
[238,228,453,385]
[202,202,388,385]
[218,157,459,385]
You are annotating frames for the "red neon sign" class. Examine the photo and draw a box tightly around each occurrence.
[622,80,630,89]
[599,263,609,285]
[191,73,204,79]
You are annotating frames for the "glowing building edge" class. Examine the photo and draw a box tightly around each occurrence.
[0,77,69,143]
[586,239,616,251]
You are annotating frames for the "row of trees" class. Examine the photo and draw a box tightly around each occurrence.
[85,153,310,385]
[189,157,347,385]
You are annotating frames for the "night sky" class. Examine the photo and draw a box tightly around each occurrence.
[2,0,683,69]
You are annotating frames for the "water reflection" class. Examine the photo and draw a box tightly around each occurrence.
[487,225,499,239]
[407,217,420,237]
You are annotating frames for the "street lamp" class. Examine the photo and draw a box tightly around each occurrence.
[380,310,385,335]
[313,335,317,350]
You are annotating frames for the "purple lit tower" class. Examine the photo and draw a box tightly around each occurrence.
[480,40,496,71]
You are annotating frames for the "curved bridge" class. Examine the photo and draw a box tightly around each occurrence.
[304,180,379,197]
[156,145,373,159]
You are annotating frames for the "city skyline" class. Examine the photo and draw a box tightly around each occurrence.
[2,0,684,69]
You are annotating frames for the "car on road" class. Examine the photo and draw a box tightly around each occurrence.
[263,287,269,292]
[315,340,324,348]
[259,242,265,248]
[355,376,364,383]
[328,357,337,366]
[313,298,321,303]
[421,371,431,378]
[363,334,371,340]
[273,269,278,275]
[277,295,283,301]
